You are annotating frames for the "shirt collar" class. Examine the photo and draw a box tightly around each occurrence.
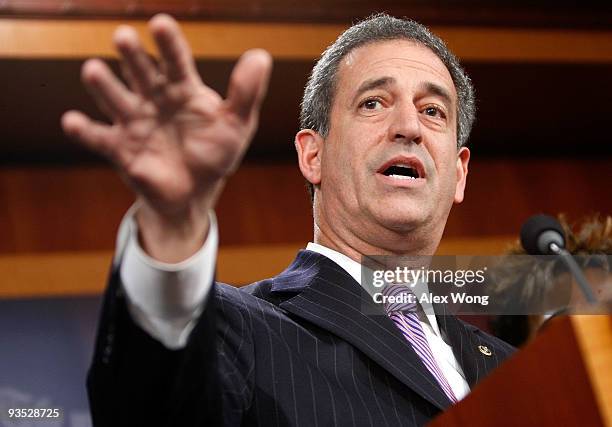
[305,242,442,337]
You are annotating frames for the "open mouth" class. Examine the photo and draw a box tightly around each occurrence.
[382,165,420,180]
[377,156,426,182]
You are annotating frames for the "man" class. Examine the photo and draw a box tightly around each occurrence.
[62,13,514,426]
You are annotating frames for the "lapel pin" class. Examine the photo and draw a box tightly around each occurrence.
[478,345,492,356]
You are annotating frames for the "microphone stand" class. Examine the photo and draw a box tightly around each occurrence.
[549,242,597,304]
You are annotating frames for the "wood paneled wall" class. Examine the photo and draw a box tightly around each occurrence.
[1,158,610,254]
[1,16,610,297]
[0,236,522,298]
[2,0,610,28]
[2,19,612,62]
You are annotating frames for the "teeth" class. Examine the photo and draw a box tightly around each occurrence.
[389,174,416,180]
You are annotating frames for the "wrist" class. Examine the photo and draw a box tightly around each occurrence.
[135,199,212,263]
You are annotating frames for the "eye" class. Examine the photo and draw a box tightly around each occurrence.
[359,98,383,111]
[422,105,445,119]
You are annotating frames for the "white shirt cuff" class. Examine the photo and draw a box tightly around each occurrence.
[118,206,218,349]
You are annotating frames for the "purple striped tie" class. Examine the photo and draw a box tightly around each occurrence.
[382,284,457,403]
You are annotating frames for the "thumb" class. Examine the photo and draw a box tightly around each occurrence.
[225,49,273,122]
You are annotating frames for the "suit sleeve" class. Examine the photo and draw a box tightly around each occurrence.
[86,210,254,426]
[120,207,217,349]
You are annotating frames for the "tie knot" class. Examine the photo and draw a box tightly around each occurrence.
[382,284,418,315]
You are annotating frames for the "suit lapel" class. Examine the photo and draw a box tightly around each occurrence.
[434,303,500,387]
[271,250,453,411]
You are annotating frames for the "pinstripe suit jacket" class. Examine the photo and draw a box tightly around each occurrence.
[88,250,514,427]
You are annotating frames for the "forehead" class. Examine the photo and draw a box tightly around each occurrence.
[336,39,456,99]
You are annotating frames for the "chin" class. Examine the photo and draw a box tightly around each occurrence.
[371,207,428,233]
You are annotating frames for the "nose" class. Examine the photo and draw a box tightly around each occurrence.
[388,102,422,144]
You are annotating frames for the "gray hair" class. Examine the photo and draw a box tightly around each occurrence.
[300,13,476,199]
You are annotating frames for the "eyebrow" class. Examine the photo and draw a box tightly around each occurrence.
[352,76,396,104]
[351,77,454,111]
[419,82,454,110]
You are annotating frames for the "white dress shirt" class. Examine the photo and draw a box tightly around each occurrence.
[119,209,470,400]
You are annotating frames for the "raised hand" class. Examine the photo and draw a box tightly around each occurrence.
[62,14,272,261]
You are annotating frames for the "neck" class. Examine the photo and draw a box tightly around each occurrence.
[313,205,442,265]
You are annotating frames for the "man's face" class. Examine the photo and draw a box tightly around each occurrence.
[316,39,469,248]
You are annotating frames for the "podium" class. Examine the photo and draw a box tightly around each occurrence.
[430,315,612,426]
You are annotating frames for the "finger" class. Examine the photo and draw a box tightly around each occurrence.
[226,49,273,122]
[114,25,162,96]
[81,59,138,122]
[149,14,200,84]
[119,60,141,95]
[62,110,118,160]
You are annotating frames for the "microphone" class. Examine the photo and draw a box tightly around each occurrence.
[520,215,597,305]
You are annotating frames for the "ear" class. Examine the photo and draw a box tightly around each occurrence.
[453,146,470,204]
[295,129,323,186]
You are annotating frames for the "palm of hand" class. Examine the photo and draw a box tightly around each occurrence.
[111,86,250,212]
[62,14,271,216]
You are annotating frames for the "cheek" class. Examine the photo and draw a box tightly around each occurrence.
[324,129,360,180]
[320,141,351,198]
[325,112,382,197]
[433,151,460,193]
